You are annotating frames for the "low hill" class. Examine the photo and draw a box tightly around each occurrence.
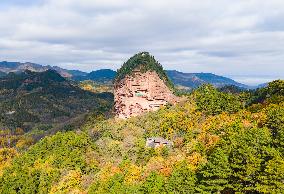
[0,70,113,131]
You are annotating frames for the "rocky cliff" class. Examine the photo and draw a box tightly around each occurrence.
[114,52,179,119]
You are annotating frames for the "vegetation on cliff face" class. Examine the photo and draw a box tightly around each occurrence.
[115,52,175,90]
[0,80,283,193]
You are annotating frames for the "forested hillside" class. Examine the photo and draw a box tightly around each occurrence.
[0,70,113,132]
[0,80,283,193]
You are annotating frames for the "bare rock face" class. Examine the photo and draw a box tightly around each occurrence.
[114,69,179,119]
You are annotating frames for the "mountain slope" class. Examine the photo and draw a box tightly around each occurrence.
[73,69,116,83]
[166,70,248,89]
[0,70,113,131]
[0,61,49,73]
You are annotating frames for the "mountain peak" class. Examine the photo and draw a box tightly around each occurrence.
[37,69,66,82]
[115,52,174,89]
[114,52,179,119]
[0,69,67,91]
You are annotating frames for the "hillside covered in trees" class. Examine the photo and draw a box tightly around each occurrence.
[0,79,283,193]
[0,70,113,132]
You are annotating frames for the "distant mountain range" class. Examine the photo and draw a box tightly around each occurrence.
[165,70,248,89]
[0,61,87,78]
[0,61,264,89]
[73,69,116,83]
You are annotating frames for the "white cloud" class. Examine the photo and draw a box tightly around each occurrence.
[0,0,284,84]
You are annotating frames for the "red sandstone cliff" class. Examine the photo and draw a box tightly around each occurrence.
[114,69,179,119]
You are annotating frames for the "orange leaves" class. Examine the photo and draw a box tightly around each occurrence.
[50,170,84,194]
[197,132,220,150]
[186,152,206,171]
[143,153,189,178]
[173,137,184,148]
[252,111,267,128]
[242,119,252,128]
[15,136,34,149]
[15,128,25,135]
[82,84,94,92]
[201,112,235,133]
[145,156,165,176]
[160,166,172,177]
[123,163,142,184]
[95,162,143,186]
[0,148,18,176]
[98,163,122,182]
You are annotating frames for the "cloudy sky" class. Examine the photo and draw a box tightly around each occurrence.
[0,0,284,85]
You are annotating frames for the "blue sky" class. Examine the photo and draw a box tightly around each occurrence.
[0,0,283,85]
